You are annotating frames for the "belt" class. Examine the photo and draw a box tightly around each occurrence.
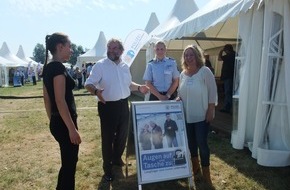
[105,98,128,103]
[159,92,167,95]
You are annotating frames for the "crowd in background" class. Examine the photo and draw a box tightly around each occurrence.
[11,65,42,86]
[66,62,95,90]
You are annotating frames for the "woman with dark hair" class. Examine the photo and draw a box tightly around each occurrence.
[42,32,81,190]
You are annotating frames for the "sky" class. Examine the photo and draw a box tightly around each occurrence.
[0,0,209,58]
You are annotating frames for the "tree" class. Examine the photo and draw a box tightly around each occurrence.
[33,43,46,64]
[32,43,84,65]
[69,44,84,65]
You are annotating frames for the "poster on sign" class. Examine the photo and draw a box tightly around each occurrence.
[131,101,192,185]
[122,29,150,67]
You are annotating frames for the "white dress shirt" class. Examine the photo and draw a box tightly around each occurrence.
[85,58,132,101]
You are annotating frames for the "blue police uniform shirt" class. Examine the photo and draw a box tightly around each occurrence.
[143,57,180,92]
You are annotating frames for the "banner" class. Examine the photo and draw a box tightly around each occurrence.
[122,29,150,67]
[131,101,192,185]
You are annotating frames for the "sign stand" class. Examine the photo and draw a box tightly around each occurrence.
[130,101,194,189]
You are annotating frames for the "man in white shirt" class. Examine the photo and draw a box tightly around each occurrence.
[85,38,148,182]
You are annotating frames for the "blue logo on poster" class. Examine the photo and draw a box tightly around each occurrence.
[123,50,135,64]
[126,50,135,58]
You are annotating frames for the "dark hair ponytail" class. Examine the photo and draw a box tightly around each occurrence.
[44,35,51,67]
[41,32,68,76]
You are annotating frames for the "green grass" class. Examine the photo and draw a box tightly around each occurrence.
[0,82,289,190]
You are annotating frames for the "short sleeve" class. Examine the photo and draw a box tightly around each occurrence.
[49,62,66,78]
[143,63,153,81]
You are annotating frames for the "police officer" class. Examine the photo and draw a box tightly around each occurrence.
[143,41,180,101]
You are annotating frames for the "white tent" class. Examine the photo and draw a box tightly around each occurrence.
[231,0,290,167]
[76,31,107,68]
[0,42,29,87]
[144,12,160,34]
[0,56,14,87]
[153,0,253,50]
[16,45,41,81]
[151,0,290,167]
[149,0,198,37]
[0,42,28,67]
[148,0,199,51]
[16,45,38,67]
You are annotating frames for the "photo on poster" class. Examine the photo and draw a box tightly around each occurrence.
[131,101,192,184]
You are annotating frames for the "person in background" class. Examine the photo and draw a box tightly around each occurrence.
[204,53,215,74]
[42,32,81,190]
[81,63,87,84]
[74,67,83,89]
[177,45,217,186]
[20,70,25,86]
[163,113,178,147]
[31,68,37,85]
[204,53,216,133]
[139,124,152,151]
[68,65,75,78]
[143,41,180,101]
[84,38,149,182]
[149,121,163,149]
[86,62,93,78]
[218,44,236,113]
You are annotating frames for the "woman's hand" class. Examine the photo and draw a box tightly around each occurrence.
[206,104,215,123]
[69,128,82,145]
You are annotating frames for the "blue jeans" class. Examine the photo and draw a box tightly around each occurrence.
[223,78,233,111]
[186,121,210,167]
[165,135,178,147]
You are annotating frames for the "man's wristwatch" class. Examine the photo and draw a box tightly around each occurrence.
[166,94,171,99]
[94,89,98,95]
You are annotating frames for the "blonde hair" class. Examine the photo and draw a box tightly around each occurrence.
[154,40,167,49]
[181,45,205,70]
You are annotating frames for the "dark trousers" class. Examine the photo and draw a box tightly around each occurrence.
[98,98,129,175]
[50,114,79,190]
[77,78,82,89]
[32,76,37,85]
[223,78,233,111]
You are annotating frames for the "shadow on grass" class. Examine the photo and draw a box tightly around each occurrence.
[209,134,290,190]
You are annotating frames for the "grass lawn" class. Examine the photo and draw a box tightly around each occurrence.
[0,82,289,190]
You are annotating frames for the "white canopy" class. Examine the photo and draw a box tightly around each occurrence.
[150,0,198,37]
[0,56,14,86]
[0,56,13,65]
[144,12,160,34]
[231,0,290,167]
[150,0,290,167]
[0,42,28,67]
[76,31,107,67]
[0,42,29,87]
[16,45,42,81]
[16,45,39,67]
[148,0,199,50]
[153,0,256,50]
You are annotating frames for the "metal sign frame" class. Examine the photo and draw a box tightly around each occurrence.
[131,101,193,189]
